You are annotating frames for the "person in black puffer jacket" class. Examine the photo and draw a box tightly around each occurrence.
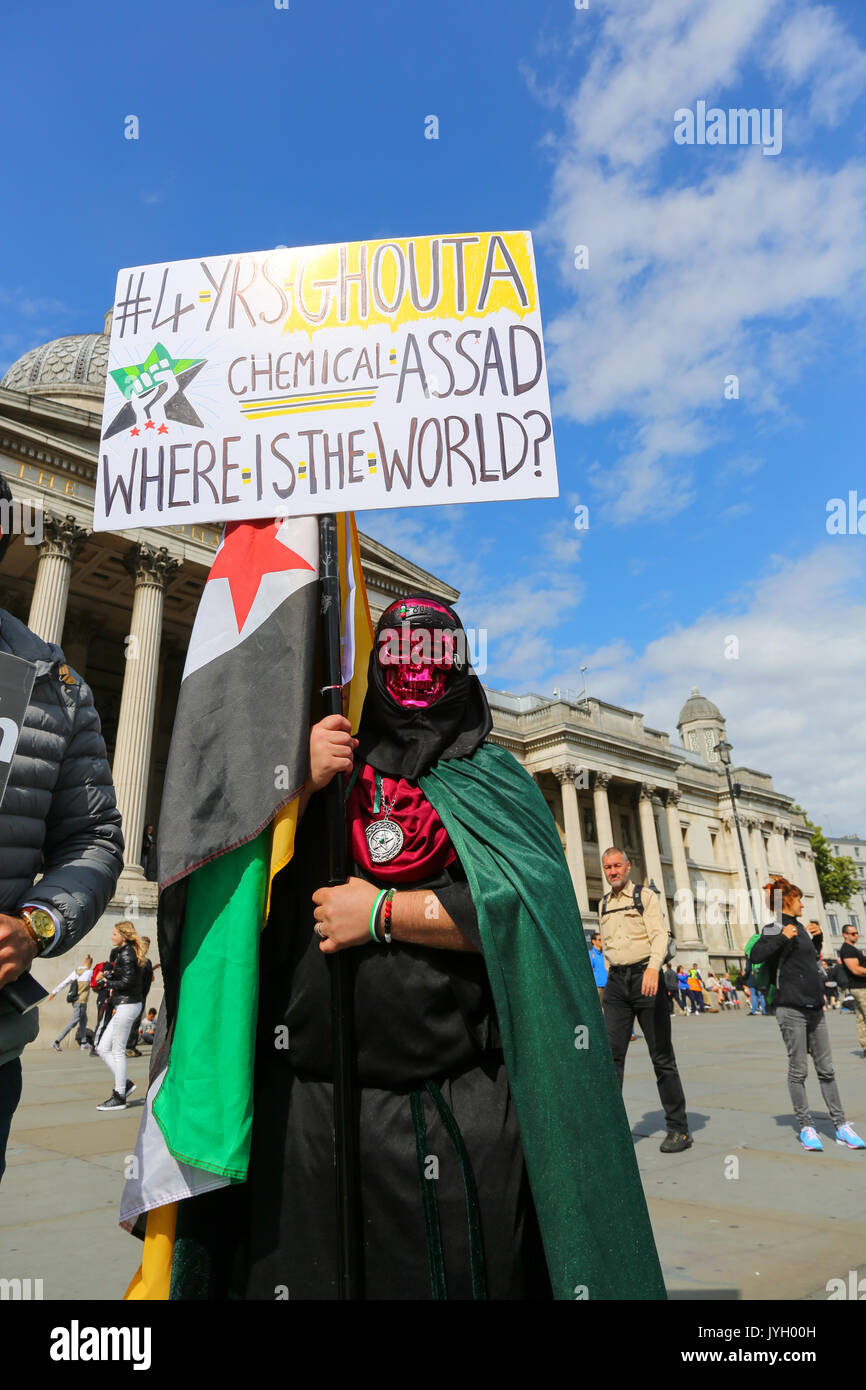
[95,921,145,1111]
[751,875,865,1153]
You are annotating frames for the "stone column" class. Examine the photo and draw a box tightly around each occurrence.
[592,772,614,871]
[786,828,802,883]
[748,818,770,895]
[554,763,589,915]
[111,545,181,879]
[770,820,788,876]
[663,789,695,935]
[27,513,89,645]
[721,813,755,929]
[637,782,668,925]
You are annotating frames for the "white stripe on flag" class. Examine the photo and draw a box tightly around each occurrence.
[119,1067,230,1229]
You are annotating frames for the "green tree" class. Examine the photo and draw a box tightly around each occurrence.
[794,807,859,906]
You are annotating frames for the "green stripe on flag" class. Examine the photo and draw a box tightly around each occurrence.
[153,833,268,1180]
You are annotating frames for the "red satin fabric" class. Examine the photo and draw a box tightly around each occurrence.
[347,763,456,882]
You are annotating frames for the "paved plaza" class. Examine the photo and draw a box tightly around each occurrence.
[2,1007,865,1301]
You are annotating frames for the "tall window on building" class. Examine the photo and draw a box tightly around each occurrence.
[584,809,596,842]
[703,730,718,762]
[709,830,718,860]
[850,912,861,931]
[723,907,734,952]
[828,913,840,936]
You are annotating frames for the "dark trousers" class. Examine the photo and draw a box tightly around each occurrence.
[125,1005,144,1051]
[0,1057,23,1184]
[603,963,688,1132]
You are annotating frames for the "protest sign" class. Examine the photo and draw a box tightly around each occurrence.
[94,231,558,530]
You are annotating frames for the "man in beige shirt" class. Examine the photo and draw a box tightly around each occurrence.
[598,847,691,1154]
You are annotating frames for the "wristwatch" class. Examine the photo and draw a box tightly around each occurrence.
[18,907,56,954]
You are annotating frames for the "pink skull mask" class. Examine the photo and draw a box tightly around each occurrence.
[377,622,457,708]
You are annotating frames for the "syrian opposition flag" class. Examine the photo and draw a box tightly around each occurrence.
[122,513,373,1300]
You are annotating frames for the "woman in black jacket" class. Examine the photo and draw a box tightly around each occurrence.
[751,876,864,1152]
[95,921,145,1112]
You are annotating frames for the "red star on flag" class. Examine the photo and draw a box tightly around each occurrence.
[207,518,315,631]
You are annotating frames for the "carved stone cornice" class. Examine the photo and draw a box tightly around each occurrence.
[662,788,682,808]
[553,762,579,786]
[639,781,657,802]
[123,543,182,589]
[592,771,612,791]
[38,512,89,562]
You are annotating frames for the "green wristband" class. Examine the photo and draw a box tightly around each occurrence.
[370,889,388,942]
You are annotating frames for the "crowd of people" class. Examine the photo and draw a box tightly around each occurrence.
[47,926,158,1110]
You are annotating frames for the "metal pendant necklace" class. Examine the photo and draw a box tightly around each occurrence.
[365,771,404,864]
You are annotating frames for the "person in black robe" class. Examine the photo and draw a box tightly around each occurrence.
[240,595,548,1299]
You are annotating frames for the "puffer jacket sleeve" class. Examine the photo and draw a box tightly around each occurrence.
[21,676,124,954]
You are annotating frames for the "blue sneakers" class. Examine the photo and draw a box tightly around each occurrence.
[835,1123,866,1149]
[799,1127,823,1151]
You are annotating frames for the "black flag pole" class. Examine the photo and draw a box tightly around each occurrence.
[318,512,363,1299]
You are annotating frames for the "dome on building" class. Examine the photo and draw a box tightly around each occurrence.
[1,317,110,409]
[677,686,723,729]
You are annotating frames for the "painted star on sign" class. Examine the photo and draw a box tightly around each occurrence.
[207,518,316,631]
[104,341,208,440]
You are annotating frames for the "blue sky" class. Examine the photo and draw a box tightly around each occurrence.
[2,0,866,831]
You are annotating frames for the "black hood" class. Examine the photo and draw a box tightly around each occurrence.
[354,595,492,781]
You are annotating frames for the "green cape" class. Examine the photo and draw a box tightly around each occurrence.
[420,741,666,1301]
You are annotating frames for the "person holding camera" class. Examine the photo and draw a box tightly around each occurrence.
[750,875,865,1152]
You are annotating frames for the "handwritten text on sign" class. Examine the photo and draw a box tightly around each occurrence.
[94,231,558,530]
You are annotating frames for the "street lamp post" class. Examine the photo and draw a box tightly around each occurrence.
[714,739,757,932]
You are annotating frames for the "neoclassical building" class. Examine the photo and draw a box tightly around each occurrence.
[484,686,825,971]
[825,834,866,944]
[0,319,825,1031]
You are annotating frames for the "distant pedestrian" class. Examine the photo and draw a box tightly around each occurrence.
[676,966,690,1014]
[95,922,145,1111]
[138,1008,157,1046]
[47,955,93,1051]
[745,959,766,1016]
[663,964,680,1015]
[838,924,866,1055]
[687,966,705,1014]
[598,847,692,1153]
[125,936,155,1058]
[89,959,113,1054]
[751,876,865,1152]
[589,931,608,1004]
[141,824,158,882]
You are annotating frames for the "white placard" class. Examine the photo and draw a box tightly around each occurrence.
[94,231,558,530]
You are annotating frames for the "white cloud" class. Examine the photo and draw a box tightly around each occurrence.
[767,5,866,126]
[542,545,866,830]
[537,0,866,522]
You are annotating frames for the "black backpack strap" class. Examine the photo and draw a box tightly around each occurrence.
[633,884,643,914]
[600,891,609,915]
